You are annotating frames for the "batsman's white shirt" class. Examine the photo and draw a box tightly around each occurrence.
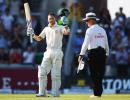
[38,23,65,96]
[80,24,109,56]
[39,24,65,50]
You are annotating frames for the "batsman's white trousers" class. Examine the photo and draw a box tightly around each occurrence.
[38,49,63,96]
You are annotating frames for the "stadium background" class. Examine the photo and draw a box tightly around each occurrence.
[0,0,130,94]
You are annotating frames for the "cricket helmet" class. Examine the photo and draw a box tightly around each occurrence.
[57,8,70,17]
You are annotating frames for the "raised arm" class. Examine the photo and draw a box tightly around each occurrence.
[33,34,43,42]
[27,28,44,42]
[32,27,46,42]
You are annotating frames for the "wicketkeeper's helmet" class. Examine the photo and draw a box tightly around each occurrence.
[57,8,70,17]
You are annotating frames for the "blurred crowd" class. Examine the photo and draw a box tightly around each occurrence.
[0,0,130,76]
[0,0,42,64]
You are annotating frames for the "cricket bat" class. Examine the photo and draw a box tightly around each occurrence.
[24,1,33,43]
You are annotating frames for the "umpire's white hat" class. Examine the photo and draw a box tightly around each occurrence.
[82,12,99,21]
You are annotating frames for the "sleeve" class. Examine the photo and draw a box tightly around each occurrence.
[80,30,91,55]
[105,31,109,56]
[39,27,46,39]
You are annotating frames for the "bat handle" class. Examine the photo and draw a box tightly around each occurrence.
[27,21,32,28]
[30,34,33,43]
[27,21,33,43]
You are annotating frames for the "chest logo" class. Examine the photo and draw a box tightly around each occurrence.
[95,33,104,38]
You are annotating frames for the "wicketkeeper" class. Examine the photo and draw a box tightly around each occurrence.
[27,12,70,97]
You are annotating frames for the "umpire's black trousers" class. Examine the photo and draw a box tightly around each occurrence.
[87,47,106,96]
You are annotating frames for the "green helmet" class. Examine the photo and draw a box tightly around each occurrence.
[58,16,69,25]
[57,8,70,17]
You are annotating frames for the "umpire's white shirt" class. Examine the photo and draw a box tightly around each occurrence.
[39,24,65,50]
[80,24,109,56]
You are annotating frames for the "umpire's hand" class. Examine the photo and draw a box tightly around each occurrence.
[78,55,83,63]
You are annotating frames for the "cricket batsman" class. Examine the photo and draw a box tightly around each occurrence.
[27,12,70,97]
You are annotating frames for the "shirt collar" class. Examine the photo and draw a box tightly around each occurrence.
[90,24,98,28]
[48,22,58,28]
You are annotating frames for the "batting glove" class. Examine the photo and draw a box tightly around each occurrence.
[27,28,34,36]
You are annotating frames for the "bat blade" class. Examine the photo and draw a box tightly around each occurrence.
[24,2,33,43]
[24,3,32,28]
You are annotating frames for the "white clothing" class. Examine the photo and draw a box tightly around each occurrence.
[80,24,109,56]
[39,24,65,50]
[38,50,63,96]
[38,24,65,96]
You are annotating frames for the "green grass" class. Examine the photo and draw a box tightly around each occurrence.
[0,94,130,100]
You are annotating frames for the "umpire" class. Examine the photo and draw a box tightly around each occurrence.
[78,12,109,98]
